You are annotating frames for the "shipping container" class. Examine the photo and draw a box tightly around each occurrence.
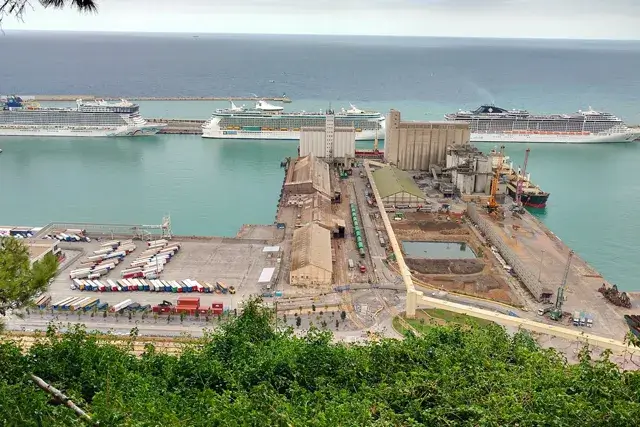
[71,297,92,311]
[34,294,51,309]
[216,281,228,294]
[62,297,82,310]
[52,297,75,310]
[125,303,141,312]
[110,299,134,313]
[123,271,144,279]
[107,279,119,292]
[147,239,168,247]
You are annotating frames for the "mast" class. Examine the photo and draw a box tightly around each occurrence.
[515,148,530,208]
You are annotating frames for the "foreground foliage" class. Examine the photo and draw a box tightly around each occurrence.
[1,0,97,24]
[0,237,58,316]
[1,301,640,426]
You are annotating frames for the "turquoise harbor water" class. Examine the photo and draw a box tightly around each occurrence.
[402,241,477,259]
[1,33,640,291]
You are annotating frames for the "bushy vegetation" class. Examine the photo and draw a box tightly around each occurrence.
[2,300,640,426]
[0,237,58,317]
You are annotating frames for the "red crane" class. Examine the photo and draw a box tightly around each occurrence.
[515,148,530,210]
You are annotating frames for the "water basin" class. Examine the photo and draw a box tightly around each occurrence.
[402,241,476,259]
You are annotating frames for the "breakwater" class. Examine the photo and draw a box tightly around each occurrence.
[150,119,204,135]
[25,95,292,103]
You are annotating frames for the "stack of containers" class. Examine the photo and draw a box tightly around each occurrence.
[211,302,224,315]
[123,240,181,280]
[175,296,200,315]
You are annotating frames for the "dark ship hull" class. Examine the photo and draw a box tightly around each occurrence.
[506,185,550,208]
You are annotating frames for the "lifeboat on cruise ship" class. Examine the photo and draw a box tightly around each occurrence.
[293,128,300,131]
[280,128,288,131]
[355,128,362,132]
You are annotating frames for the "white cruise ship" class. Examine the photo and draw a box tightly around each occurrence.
[202,100,385,140]
[0,96,166,137]
[445,105,640,143]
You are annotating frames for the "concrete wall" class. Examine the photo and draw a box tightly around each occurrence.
[385,110,470,171]
[290,264,332,285]
[300,127,355,158]
[300,129,327,157]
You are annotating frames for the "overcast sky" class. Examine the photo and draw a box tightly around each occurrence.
[3,0,640,39]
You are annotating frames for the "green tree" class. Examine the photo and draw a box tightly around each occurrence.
[1,0,97,24]
[0,299,639,425]
[0,237,58,316]
[295,316,301,328]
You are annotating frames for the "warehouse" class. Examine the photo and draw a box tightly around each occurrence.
[283,154,331,197]
[290,223,333,286]
[384,109,470,171]
[372,166,427,207]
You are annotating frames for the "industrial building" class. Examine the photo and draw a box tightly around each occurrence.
[24,238,60,264]
[439,145,507,202]
[371,166,427,207]
[384,109,470,171]
[290,223,333,286]
[300,113,356,159]
[283,154,331,198]
[295,192,346,237]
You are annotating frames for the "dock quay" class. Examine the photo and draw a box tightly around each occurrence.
[3,146,639,363]
[360,157,638,357]
[24,95,292,103]
[149,118,204,135]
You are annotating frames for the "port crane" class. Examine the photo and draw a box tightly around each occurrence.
[511,148,531,214]
[549,250,574,321]
[487,145,505,213]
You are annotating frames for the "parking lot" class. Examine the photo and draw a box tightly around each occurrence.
[50,238,274,311]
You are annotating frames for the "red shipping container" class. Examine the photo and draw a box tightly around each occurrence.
[213,308,223,315]
[178,297,200,305]
[211,302,223,309]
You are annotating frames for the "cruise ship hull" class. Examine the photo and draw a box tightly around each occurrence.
[471,131,640,144]
[0,125,166,137]
[202,127,385,141]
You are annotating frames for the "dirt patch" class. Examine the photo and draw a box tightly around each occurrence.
[414,273,516,305]
[406,258,485,275]
[393,220,462,233]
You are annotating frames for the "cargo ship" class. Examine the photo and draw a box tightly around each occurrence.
[505,176,550,208]
[202,100,385,140]
[0,95,166,137]
[445,105,640,143]
[490,147,550,208]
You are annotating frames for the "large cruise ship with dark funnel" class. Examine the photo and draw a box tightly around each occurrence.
[445,105,640,143]
[0,96,165,137]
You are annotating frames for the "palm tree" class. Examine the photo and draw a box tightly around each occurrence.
[1,0,97,22]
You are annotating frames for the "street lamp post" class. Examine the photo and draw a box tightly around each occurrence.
[537,250,545,283]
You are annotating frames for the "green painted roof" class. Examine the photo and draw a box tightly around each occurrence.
[372,166,426,200]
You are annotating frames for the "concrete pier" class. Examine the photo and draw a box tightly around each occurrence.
[149,119,204,135]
